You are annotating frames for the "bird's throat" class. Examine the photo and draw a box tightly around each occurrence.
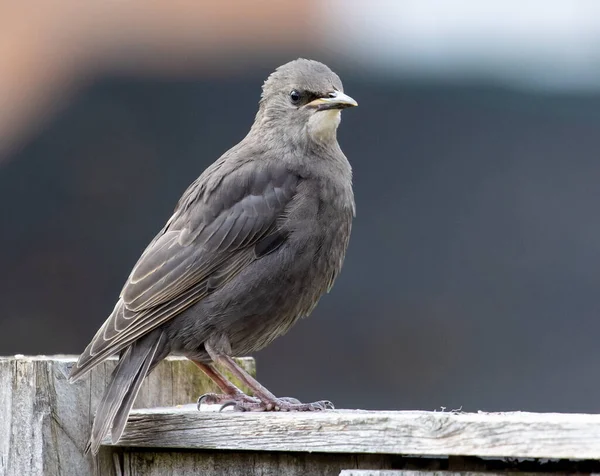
[307,110,341,143]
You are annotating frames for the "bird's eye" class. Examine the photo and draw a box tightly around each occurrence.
[289,90,302,105]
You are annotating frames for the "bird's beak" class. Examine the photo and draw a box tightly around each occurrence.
[306,91,358,111]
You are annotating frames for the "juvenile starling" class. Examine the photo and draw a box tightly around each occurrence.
[69,58,358,454]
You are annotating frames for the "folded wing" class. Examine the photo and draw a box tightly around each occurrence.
[70,161,299,381]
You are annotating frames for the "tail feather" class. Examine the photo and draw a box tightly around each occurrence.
[111,342,165,444]
[87,329,166,455]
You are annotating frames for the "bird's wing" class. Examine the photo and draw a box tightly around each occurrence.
[70,161,299,380]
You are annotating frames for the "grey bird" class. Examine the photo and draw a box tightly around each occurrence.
[69,58,358,455]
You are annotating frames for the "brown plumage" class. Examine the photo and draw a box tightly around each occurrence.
[69,58,358,454]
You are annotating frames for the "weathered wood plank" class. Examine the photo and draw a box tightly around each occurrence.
[340,473,491,476]
[339,472,591,476]
[5,354,600,475]
[0,354,255,476]
[113,405,600,460]
[340,473,422,476]
[106,449,600,476]
[119,451,390,476]
[339,473,544,476]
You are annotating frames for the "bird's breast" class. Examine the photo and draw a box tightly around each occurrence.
[196,169,354,356]
[284,176,354,290]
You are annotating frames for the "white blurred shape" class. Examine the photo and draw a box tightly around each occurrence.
[325,0,600,90]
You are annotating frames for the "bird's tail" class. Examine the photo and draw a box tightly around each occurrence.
[87,329,167,455]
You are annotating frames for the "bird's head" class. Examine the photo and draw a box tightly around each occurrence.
[254,58,357,145]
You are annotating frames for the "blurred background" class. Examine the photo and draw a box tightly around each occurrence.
[2,0,600,413]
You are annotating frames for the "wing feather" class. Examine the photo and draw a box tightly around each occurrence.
[70,161,299,381]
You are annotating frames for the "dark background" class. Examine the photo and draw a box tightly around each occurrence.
[2,68,600,413]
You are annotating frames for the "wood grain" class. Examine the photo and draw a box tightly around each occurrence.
[120,451,390,476]
[0,354,255,476]
[114,405,600,460]
[4,354,600,475]
[339,473,539,476]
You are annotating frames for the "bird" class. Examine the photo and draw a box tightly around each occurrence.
[69,58,358,455]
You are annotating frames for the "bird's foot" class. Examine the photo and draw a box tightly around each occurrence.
[197,392,260,411]
[221,396,334,412]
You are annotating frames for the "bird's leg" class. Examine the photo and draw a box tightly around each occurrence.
[191,360,259,409]
[205,346,333,412]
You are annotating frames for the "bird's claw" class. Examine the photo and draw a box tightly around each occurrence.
[197,392,260,410]
[226,397,334,412]
[198,392,333,412]
[197,393,218,409]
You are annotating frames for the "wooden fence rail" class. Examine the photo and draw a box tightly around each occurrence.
[1,355,600,476]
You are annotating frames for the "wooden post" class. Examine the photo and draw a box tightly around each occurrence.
[0,354,255,476]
